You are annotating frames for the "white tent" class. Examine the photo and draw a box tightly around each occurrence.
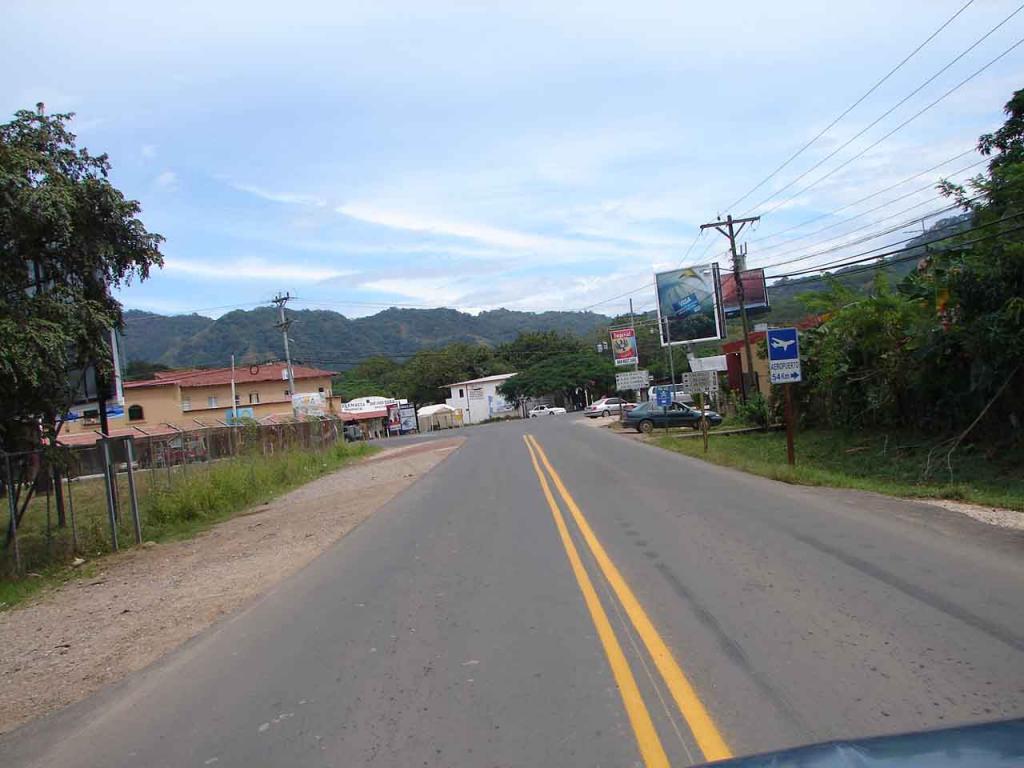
[417,403,458,431]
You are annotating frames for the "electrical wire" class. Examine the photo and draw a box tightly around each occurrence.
[725,0,976,212]
[755,33,1024,218]
[764,213,1024,280]
[751,157,987,253]
[747,147,979,244]
[750,197,971,271]
[764,221,1024,282]
[746,3,1023,216]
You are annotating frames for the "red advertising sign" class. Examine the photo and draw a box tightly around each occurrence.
[720,268,770,317]
[609,327,639,367]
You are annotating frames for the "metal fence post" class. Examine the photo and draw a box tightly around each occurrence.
[66,470,78,555]
[124,438,143,544]
[4,454,22,574]
[100,438,119,552]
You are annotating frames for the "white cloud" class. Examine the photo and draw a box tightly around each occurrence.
[231,182,327,208]
[155,170,177,189]
[335,202,660,264]
[162,257,356,282]
[141,144,157,158]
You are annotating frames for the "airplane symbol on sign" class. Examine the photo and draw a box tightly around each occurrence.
[770,338,795,351]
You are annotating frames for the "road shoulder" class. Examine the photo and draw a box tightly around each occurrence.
[0,438,462,735]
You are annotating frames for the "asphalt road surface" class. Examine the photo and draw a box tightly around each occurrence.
[3,415,1022,767]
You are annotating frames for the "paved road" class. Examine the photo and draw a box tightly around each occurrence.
[3,416,1023,766]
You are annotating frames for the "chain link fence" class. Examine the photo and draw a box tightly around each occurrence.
[2,417,348,579]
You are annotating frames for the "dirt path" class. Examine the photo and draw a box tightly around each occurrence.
[0,438,462,735]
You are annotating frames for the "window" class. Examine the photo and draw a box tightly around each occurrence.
[318,387,325,393]
[83,409,99,425]
[128,404,144,422]
[459,388,464,398]
[207,396,218,408]
[182,397,191,411]
[234,394,240,406]
[249,392,260,404]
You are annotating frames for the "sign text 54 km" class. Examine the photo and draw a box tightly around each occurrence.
[767,327,801,384]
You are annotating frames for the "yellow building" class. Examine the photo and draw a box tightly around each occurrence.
[62,362,336,438]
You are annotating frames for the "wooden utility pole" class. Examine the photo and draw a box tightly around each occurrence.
[700,214,760,400]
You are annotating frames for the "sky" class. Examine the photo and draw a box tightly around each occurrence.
[4,0,1022,320]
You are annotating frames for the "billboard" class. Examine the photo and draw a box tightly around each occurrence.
[720,268,770,317]
[399,404,417,433]
[654,263,725,345]
[292,392,327,418]
[609,327,639,367]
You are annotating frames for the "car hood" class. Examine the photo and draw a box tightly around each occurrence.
[694,718,1024,768]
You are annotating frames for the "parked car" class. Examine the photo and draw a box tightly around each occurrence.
[623,401,723,433]
[529,405,567,417]
[342,424,364,441]
[583,397,629,418]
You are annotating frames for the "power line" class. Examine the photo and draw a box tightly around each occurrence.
[725,0,976,212]
[765,212,1024,280]
[755,199,978,275]
[756,33,1024,218]
[750,157,987,254]
[765,221,1024,283]
[751,197,970,271]
[748,147,979,245]
[747,2,1023,215]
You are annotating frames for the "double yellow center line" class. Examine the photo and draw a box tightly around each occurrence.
[523,434,732,766]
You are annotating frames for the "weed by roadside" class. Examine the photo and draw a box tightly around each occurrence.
[1,441,377,609]
[652,429,1024,511]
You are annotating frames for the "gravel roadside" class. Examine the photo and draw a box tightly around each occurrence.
[0,438,462,735]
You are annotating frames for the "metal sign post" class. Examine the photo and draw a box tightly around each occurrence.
[656,388,672,433]
[123,437,143,545]
[767,328,802,466]
[99,438,119,551]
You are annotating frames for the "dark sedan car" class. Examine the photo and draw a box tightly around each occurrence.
[623,401,723,433]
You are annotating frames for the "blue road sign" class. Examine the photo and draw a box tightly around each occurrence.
[656,389,673,407]
[766,327,799,362]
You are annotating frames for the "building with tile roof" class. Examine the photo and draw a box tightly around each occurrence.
[62,362,336,438]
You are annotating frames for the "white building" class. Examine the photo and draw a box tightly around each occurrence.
[445,372,518,424]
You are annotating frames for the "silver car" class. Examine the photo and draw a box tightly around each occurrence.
[583,397,627,418]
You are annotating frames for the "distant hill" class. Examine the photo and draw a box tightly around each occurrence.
[763,214,971,324]
[121,306,610,369]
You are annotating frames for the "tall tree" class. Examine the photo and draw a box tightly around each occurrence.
[0,106,163,448]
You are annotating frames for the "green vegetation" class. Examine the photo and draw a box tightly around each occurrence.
[797,89,1024,445]
[0,441,376,609]
[1,108,163,450]
[654,430,1024,511]
[122,305,610,369]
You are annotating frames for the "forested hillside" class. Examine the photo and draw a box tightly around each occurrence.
[122,306,610,368]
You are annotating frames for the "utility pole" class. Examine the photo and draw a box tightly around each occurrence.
[700,214,760,401]
[272,292,296,398]
[230,354,238,421]
[628,298,638,373]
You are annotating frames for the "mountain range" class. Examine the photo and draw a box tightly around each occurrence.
[121,306,611,369]
[123,214,971,369]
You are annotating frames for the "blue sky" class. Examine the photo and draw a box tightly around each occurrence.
[4,1,1022,318]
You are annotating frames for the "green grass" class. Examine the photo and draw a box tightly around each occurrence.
[1,441,377,609]
[652,429,1024,511]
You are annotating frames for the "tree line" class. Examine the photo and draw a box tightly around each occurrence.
[332,331,619,408]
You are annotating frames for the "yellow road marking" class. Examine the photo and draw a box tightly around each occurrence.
[526,434,733,762]
[523,436,669,768]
